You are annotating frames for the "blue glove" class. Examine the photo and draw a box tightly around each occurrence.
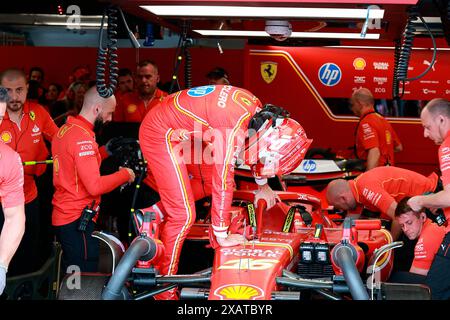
[0,264,6,296]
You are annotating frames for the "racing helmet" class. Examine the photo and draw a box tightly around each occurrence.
[248,104,290,134]
[243,105,312,178]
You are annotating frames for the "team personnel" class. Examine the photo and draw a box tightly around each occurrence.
[139,85,311,299]
[206,67,230,85]
[113,60,167,122]
[408,98,450,299]
[395,197,446,276]
[350,88,402,170]
[326,166,439,240]
[0,68,58,275]
[0,87,25,295]
[52,87,135,272]
[116,68,134,99]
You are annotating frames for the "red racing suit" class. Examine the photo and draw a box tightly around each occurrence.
[139,85,262,277]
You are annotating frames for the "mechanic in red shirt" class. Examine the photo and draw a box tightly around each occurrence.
[408,98,450,299]
[115,68,134,101]
[0,88,25,295]
[52,87,135,272]
[326,166,439,240]
[113,60,167,123]
[350,88,402,170]
[139,85,312,299]
[0,68,58,275]
[395,197,446,276]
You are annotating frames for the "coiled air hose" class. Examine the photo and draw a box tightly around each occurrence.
[168,33,184,94]
[96,6,119,99]
[169,22,193,93]
[184,43,192,89]
[396,7,418,82]
[393,5,437,100]
[392,39,402,101]
[96,6,140,98]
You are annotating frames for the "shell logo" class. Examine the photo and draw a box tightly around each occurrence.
[214,284,264,300]
[127,104,137,113]
[1,131,12,143]
[353,57,366,70]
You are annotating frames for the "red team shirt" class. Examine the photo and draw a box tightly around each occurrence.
[355,108,401,167]
[0,101,57,203]
[113,89,168,122]
[439,131,450,232]
[51,115,130,226]
[411,219,446,272]
[349,166,438,219]
[0,142,24,209]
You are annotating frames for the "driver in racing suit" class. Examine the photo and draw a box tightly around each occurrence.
[139,85,311,299]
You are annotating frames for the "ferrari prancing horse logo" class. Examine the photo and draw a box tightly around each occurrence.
[261,62,277,84]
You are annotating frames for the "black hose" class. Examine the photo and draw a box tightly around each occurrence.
[156,275,211,284]
[96,6,140,99]
[96,6,119,99]
[102,237,155,300]
[333,245,369,300]
[134,284,178,300]
[169,22,194,93]
[396,6,437,82]
[392,38,402,101]
[406,14,437,81]
[128,168,146,243]
[397,7,418,82]
[169,34,184,94]
[184,44,192,89]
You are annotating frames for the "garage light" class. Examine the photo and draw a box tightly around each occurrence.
[141,5,384,19]
[194,30,380,39]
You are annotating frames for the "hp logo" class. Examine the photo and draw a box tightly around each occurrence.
[318,63,342,86]
[303,160,317,173]
[187,85,215,97]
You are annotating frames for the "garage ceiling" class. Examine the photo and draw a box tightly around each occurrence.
[110,0,448,46]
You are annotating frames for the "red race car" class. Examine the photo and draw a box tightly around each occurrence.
[57,188,430,301]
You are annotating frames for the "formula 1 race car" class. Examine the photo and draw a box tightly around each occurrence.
[233,157,365,210]
[57,189,430,301]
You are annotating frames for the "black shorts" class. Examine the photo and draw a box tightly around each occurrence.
[425,232,450,300]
